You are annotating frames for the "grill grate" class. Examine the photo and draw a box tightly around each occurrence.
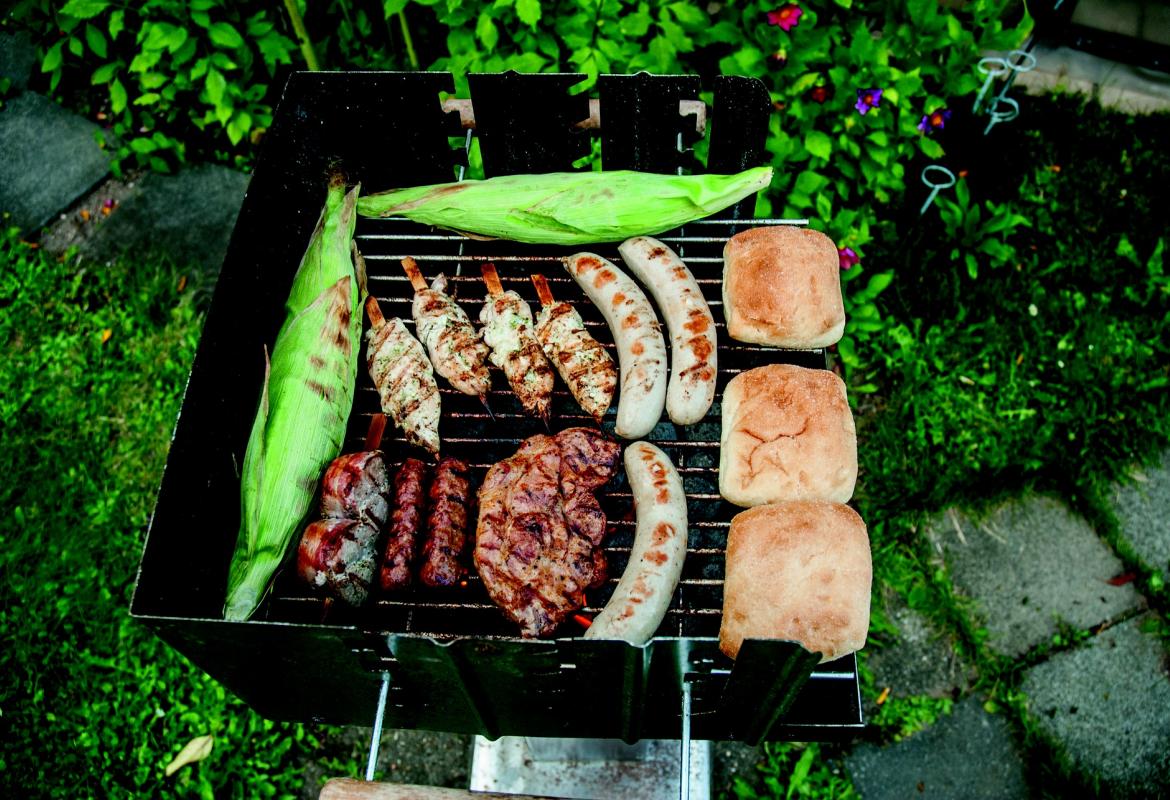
[131,72,863,740]
[264,213,828,644]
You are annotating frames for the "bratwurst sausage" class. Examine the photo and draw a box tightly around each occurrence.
[584,441,687,645]
[563,253,667,439]
[618,236,717,425]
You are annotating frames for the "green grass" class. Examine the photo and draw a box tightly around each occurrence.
[0,231,359,797]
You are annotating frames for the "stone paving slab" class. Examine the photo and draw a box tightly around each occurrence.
[1021,613,1170,799]
[1113,449,1170,582]
[845,695,1029,799]
[0,91,110,232]
[0,32,35,91]
[862,588,974,714]
[926,497,1143,657]
[69,164,249,278]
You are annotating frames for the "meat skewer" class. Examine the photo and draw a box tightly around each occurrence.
[479,263,555,421]
[419,456,475,588]
[379,457,429,592]
[365,293,441,455]
[297,414,392,607]
[402,257,492,401]
[530,274,617,424]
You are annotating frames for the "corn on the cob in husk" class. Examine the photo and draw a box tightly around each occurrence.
[356,167,773,245]
[224,178,364,621]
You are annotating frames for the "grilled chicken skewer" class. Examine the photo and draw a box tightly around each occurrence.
[402,257,492,401]
[530,274,617,423]
[479,263,555,421]
[365,294,441,455]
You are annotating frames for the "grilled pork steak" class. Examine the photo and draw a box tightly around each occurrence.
[475,427,620,637]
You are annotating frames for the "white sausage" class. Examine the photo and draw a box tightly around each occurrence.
[563,253,667,439]
[585,442,687,645]
[618,236,717,425]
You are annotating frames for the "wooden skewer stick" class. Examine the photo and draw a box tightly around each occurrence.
[480,396,496,421]
[364,412,388,451]
[401,256,428,292]
[531,273,555,307]
[481,262,504,297]
[365,295,386,328]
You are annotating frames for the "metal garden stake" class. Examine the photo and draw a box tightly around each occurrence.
[919,165,957,216]
[984,96,1020,135]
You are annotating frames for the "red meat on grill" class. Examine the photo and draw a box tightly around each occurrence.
[474,427,620,637]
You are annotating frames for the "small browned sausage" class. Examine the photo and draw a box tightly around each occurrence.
[379,458,429,592]
[419,457,474,587]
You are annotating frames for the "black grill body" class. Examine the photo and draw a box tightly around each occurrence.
[131,71,864,743]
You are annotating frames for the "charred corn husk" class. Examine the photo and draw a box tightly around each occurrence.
[224,178,363,621]
[356,168,773,245]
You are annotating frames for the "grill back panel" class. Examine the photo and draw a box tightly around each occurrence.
[131,72,863,742]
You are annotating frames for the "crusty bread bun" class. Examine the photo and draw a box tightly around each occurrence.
[722,226,845,348]
[719,501,871,662]
[719,364,856,507]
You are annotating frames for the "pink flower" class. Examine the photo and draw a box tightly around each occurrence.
[766,4,803,32]
[838,246,859,270]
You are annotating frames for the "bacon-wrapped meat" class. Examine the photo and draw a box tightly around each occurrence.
[297,517,382,607]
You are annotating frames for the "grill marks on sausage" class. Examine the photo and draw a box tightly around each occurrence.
[419,457,474,587]
[380,458,429,591]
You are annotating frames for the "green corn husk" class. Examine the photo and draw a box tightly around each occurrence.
[224,178,364,621]
[356,167,773,245]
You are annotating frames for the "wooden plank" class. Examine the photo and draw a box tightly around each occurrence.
[319,778,560,800]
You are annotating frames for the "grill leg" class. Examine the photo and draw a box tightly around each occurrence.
[365,671,391,781]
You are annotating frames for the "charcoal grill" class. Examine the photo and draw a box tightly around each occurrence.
[131,71,864,748]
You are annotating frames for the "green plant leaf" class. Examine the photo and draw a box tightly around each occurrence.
[205,68,227,106]
[805,130,832,160]
[85,24,108,58]
[41,42,64,73]
[61,0,110,19]
[208,22,245,49]
[91,62,119,84]
[108,9,124,39]
[920,137,945,159]
[476,13,499,51]
[109,78,127,113]
[516,0,541,28]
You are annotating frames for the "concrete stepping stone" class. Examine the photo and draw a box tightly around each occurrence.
[1021,613,1170,798]
[0,32,35,91]
[845,695,1029,799]
[1113,449,1170,582]
[0,92,111,232]
[925,497,1143,657]
[862,589,974,720]
[54,164,249,278]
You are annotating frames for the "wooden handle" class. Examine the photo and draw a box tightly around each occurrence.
[530,274,554,307]
[401,257,428,292]
[319,778,558,800]
[365,296,386,328]
[481,262,503,297]
[365,413,388,451]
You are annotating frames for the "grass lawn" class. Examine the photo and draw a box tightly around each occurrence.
[1,93,1167,799]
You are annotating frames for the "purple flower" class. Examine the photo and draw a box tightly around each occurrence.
[765,4,803,32]
[854,88,883,115]
[838,246,860,271]
[917,108,953,133]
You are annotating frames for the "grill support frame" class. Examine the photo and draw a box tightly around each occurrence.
[130,71,865,743]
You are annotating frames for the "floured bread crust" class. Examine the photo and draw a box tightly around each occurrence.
[722,226,845,348]
[719,500,871,662]
[719,363,857,507]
